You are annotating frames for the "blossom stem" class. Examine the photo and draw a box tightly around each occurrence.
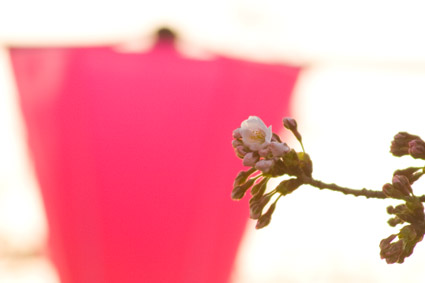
[300,142,306,153]
[265,189,277,197]
[299,175,425,202]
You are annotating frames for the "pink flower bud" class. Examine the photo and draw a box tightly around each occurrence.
[393,167,422,184]
[283,117,302,142]
[283,117,297,131]
[232,139,243,148]
[390,132,420,157]
[381,240,404,264]
[382,182,406,199]
[408,138,425,159]
[243,152,259,167]
[269,142,290,157]
[392,175,412,196]
[255,159,275,173]
[235,146,248,159]
[380,234,397,251]
[258,147,271,158]
[232,128,242,139]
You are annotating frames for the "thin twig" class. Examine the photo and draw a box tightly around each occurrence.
[300,175,425,202]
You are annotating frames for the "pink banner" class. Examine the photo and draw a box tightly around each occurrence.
[10,40,299,283]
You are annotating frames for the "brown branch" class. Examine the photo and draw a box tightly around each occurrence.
[300,175,425,202]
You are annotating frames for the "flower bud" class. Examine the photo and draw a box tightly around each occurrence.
[235,146,248,159]
[380,234,397,251]
[269,142,290,157]
[231,185,247,200]
[382,183,405,199]
[390,132,420,157]
[283,117,302,142]
[251,177,268,196]
[232,128,242,139]
[283,117,297,132]
[387,205,395,214]
[232,139,243,148]
[392,175,412,196]
[258,147,271,158]
[233,168,255,187]
[380,239,404,264]
[387,202,418,226]
[255,203,276,229]
[255,159,275,174]
[249,194,272,219]
[394,167,422,184]
[276,178,302,195]
[408,138,425,159]
[231,178,256,200]
[243,152,260,167]
[387,217,403,227]
[393,204,408,214]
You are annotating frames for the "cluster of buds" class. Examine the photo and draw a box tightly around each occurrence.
[231,117,425,264]
[379,133,425,263]
[390,132,425,159]
[380,198,425,264]
[231,116,312,229]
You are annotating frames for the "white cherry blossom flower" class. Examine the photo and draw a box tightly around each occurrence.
[240,116,272,151]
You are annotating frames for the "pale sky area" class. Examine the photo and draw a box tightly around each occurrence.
[1,1,425,282]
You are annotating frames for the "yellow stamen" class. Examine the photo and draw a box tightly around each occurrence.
[250,129,265,142]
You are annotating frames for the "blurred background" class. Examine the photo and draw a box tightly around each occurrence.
[1,1,425,282]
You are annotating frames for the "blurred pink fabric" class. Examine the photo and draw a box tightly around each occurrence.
[10,39,299,283]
